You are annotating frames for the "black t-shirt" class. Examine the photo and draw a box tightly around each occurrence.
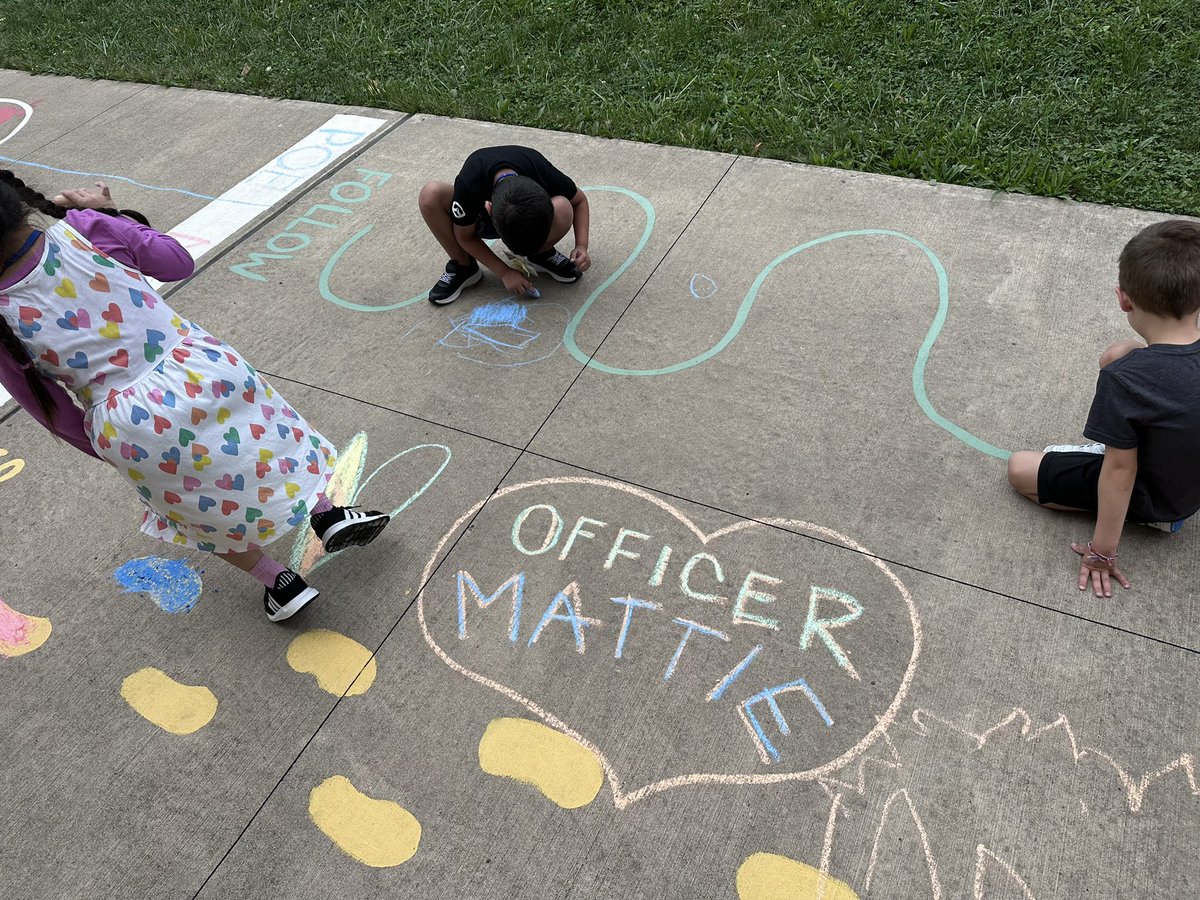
[450,146,578,227]
[1084,339,1200,522]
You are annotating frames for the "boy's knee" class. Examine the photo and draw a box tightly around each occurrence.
[1007,451,1041,495]
[1099,340,1142,369]
[543,196,573,247]
[418,181,451,214]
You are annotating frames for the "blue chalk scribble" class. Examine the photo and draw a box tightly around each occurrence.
[114,557,204,614]
[469,301,528,328]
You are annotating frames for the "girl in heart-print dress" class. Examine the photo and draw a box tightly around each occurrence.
[0,171,390,622]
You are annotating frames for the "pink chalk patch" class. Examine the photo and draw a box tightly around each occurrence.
[0,106,25,126]
[0,600,31,646]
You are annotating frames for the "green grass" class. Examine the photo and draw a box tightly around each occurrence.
[2,0,1198,214]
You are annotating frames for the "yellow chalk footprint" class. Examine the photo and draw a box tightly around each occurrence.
[478,717,603,809]
[737,853,859,900]
[121,668,217,735]
[286,629,376,696]
[309,776,421,867]
[0,599,52,658]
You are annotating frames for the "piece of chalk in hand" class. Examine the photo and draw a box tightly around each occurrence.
[525,287,541,298]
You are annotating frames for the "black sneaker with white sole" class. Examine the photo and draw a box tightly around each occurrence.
[428,258,483,305]
[311,505,391,553]
[526,249,582,283]
[264,570,319,622]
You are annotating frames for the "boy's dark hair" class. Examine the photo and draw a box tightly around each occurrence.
[0,170,68,426]
[490,175,553,257]
[1118,219,1200,319]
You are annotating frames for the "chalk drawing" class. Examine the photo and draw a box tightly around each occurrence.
[478,717,604,809]
[0,99,32,146]
[910,706,1200,813]
[309,776,421,867]
[817,791,845,900]
[287,629,377,697]
[689,273,718,300]
[815,729,903,798]
[0,598,52,657]
[290,432,450,577]
[0,448,24,482]
[863,789,944,900]
[113,556,203,613]
[120,667,217,734]
[416,475,922,809]
[973,845,1039,899]
[435,300,568,367]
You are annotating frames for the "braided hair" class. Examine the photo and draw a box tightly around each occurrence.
[0,170,67,425]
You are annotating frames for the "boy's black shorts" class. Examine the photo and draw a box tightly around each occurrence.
[1037,451,1158,522]
[474,215,500,241]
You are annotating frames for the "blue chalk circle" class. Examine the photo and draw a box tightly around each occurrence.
[689,273,718,299]
[114,556,204,614]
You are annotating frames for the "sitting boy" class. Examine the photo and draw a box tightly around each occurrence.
[418,145,591,305]
[1007,220,1200,598]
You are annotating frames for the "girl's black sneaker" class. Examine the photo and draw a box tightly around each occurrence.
[311,506,391,553]
[264,571,319,622]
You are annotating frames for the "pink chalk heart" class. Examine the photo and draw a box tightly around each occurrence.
[183,476,202,492]
[416,477,920,810]
[0,100,31,147]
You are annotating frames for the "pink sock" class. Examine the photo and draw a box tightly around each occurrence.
[312,494,334,515]
[248,554,288,588]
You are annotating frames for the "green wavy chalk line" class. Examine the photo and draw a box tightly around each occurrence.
[320,185,1008,460]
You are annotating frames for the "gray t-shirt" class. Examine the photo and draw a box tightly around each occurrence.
[1085,339,1200,522]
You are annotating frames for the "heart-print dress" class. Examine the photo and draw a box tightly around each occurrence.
[0,218,336,554]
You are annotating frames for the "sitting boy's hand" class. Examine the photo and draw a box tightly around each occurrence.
[500,267,532,296]
[1071,541,1131,598]
[52,181,113,210]
[571,246,591,272]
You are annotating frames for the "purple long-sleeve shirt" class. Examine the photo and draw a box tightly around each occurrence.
[0,209,194,458]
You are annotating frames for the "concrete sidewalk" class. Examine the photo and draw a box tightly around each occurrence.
[1,70,1197,900]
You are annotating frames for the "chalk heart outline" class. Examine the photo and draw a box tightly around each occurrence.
[418,476,922,810]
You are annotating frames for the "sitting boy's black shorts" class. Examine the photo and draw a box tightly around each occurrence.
[1037,451,1156,522]
[474,214,499,241]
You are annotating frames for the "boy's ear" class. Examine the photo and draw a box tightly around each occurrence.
[1115,285,1135,312]
[484,200,493,215]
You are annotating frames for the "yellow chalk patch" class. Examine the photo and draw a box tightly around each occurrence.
[736,853,859,900]
[0,600,52,658]
[287,629,377,696]
[478,717,603,809]
[309,775,421,867]
[121,668,217,735]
